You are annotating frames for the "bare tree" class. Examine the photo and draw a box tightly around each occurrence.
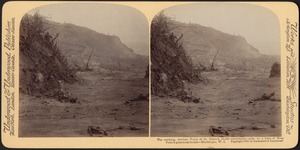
[85,50,94,71]
[210,50,219,71]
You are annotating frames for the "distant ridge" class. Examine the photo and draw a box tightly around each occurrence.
[44,20,148,68]
[171,20,279,71]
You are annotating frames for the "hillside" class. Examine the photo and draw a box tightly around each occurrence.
[19,14,78,97]
[171,21,279,72]
[44,20,148,70]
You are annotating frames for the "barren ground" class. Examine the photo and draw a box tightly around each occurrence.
[151,71,281,137]
[19,71,149,137]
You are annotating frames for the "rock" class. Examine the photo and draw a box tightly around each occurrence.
[125,94,149,105]
[269,62,280,78]
[193,98,200,103]
[129,126,141,131]
[251,126,265,130]
[57,92,78,103]
[178,90,201,103]
[87,126,108,137]
[209,126,230,136]
[251,92,276,103]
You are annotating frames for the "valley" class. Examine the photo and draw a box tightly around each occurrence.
[150,14,281,137]
[20,70,149,137]
[19,13,149,137]
[151,71,281,137]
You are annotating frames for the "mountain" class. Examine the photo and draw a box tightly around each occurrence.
[44,20,148,69]
[171,21,279,71]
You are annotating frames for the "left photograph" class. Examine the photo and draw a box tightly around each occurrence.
[19,3,149,137]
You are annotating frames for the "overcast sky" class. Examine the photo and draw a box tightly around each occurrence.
[164,3,280,55]
[28,3,149,55]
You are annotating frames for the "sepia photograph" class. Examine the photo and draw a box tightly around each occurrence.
[19,3,149,137]
[1,1,298,149]
[151,3,281,137]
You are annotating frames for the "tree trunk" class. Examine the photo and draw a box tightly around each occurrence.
[86,50,93,70]
[211,50,219,70]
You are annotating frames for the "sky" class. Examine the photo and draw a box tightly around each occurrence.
[163,3,280,55]
[28,3,149,55]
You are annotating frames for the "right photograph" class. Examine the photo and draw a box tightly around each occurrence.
[151,3,281,137]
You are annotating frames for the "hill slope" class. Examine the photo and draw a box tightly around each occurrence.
[44,20,148,69]
[171,21,279,72]
[19,14,77,96]
[151,14,201,96]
